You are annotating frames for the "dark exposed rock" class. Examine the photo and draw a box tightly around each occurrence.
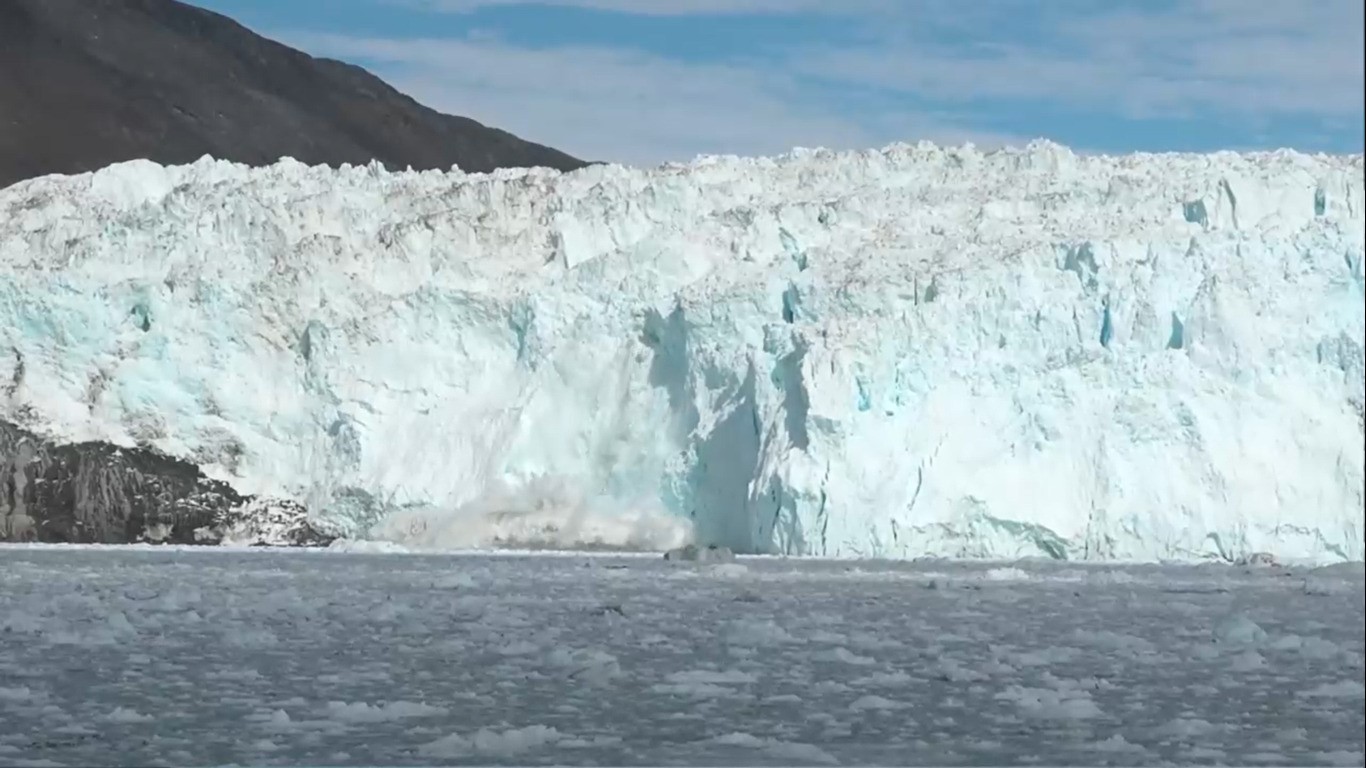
[218,497,337,548]
[0,419,334,546]
[0,0,588,190]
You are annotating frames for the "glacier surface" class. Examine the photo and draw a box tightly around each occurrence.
[0,141,1362,561]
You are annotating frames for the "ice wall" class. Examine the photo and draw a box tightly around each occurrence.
[1,142,1363,561]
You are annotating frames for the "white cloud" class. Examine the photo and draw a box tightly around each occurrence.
[281,0,1362,163]
[801,0,1364,121]
[288,32,1027,165]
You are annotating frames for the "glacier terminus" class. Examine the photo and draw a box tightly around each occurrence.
[1,141,1362,562]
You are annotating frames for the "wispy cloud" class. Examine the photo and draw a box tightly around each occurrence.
[289,32,1026,164]
[801,0,1364,120]
[273,0,1364,164]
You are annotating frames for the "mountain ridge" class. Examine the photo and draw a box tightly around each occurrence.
[0,0,587,190]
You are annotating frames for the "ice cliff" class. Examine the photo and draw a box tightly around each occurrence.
[1,141,1363,561]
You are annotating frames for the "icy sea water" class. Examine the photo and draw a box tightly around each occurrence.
[0,547,1362,767]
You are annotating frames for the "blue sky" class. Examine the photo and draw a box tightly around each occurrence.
[194,0,1363,165]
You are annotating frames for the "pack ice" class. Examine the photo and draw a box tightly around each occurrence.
[1,141,1362,562]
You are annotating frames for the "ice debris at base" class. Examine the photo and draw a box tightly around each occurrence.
[664,543,737,563]
[0,142,1363,561]
[1236,551,1280,568]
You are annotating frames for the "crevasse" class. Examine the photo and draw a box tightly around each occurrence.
[1,141,1363,562]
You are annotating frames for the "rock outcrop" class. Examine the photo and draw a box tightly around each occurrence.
[0,419,334,546]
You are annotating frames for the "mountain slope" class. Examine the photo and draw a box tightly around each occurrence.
[0,0,586,189]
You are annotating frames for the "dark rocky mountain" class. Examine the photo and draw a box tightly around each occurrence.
[1,419,337,546]
[0,0,587,190]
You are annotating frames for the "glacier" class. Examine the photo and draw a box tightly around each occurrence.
[0,141,1362,562]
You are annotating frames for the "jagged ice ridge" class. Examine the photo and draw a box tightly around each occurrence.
[1,141,1363,561]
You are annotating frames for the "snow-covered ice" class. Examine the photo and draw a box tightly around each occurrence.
[1,142,1363,561]
[0,545,1362,766]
